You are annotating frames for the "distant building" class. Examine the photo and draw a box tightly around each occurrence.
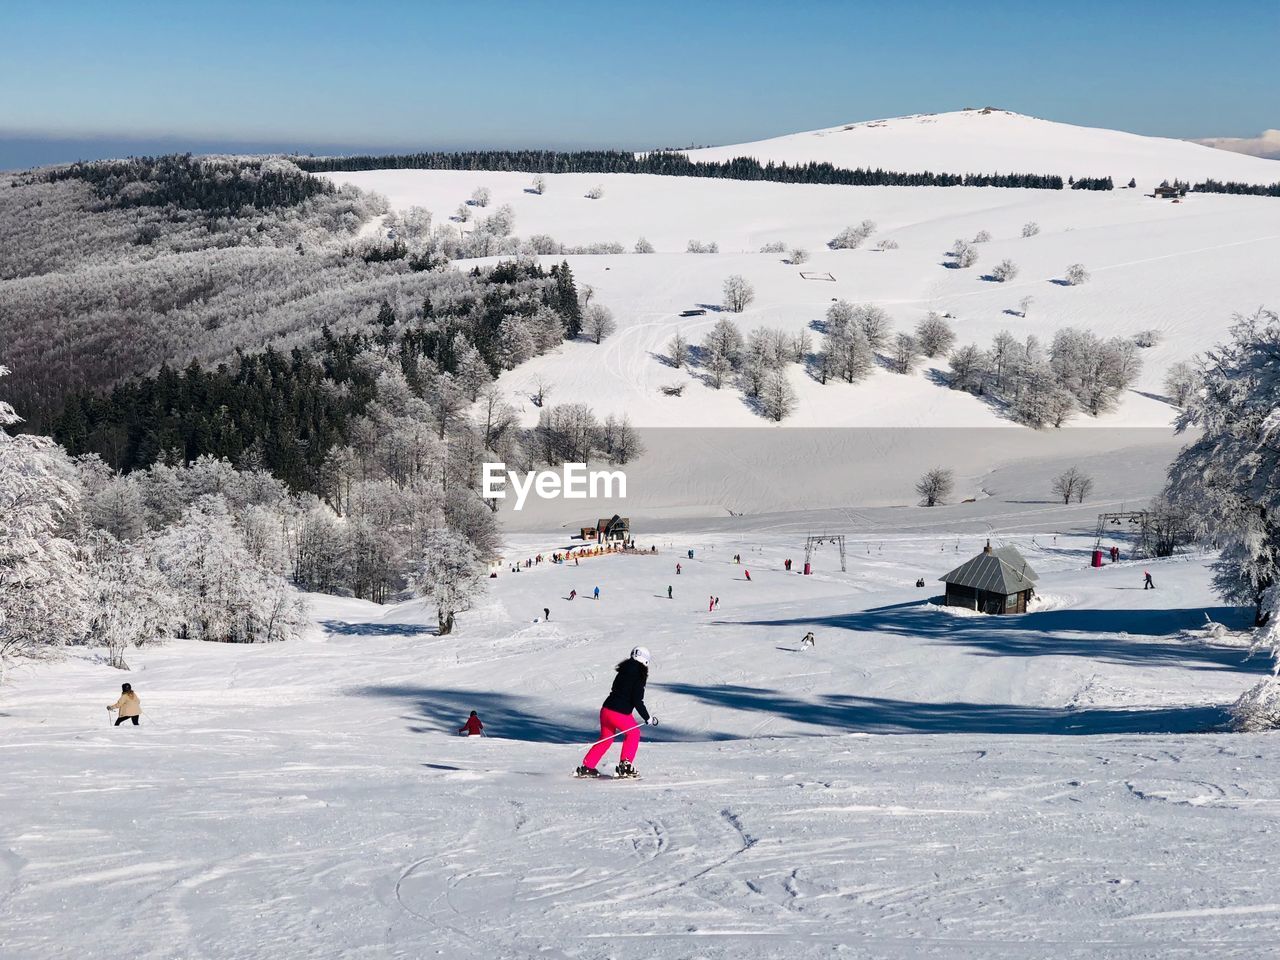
[939,541,1038,614]
[1153,184,1186,199]
[593,515,630,543]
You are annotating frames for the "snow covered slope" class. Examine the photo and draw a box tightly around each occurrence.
[3,505,1275,959]
[687,109,1280,186]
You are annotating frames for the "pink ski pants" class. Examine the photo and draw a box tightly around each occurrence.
[582,707,641,767]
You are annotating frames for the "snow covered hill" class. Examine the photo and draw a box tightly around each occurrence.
[687,108,1280,186]
[320,110,1280,523]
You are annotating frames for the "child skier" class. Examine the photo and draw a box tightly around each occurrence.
[458,711,484,736]
[107,682,141,726]
[800,631,816,650]
[576,647,657,779]
[593,586,600,600]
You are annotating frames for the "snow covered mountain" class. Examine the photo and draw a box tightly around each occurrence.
[687,108,1280,185]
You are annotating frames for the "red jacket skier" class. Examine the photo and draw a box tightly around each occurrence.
[459,711,484,736]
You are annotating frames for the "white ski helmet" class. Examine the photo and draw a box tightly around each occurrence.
[630,646,651,665]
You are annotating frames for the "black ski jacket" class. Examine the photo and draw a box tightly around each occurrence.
[602,659,650,721]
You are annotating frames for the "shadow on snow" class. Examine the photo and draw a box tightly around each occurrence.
[352,683,734,744]
[723,600,1265,674]
[658,682,1230,735]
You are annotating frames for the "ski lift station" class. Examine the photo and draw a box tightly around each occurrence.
[940,541,1038,614]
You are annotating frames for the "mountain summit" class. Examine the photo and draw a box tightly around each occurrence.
[688,108,1280,184]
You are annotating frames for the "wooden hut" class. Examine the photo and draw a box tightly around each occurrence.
[595,515,630,543]
[939,541,1038,614]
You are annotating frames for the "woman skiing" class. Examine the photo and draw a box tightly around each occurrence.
[108,682,141,726]
[576,647,657,779]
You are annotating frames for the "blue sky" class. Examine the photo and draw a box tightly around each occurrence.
[2,0,1276,165]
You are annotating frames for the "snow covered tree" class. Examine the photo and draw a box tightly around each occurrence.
[86,473,147,541]
[531,175,546,195]
[585,303,616,344]
[948,344,986,393]
[85,533,180,670]
[722,275,755,313]
[455,203,471,223]
[1018,295,1034,318]
[915,468,954,507]
[759,241,786,253]
[480,204,515,238]
[703,318,744,385]
[789,247,809,265]
[790,329,812,363]
[0,370,86,672]
[153,497,306,644]
[827,326,873,384]
[1163,360,1202,408]
[585,185,604,199]
[496,317,536,369]
[470,187,491,208]
[972,229,992,243]
[828,220,876,249]
[1064,263,1090,285]
[760,371,797,421]
[950,239,978,268]
[1166,309,1280,629]
[410,527,485,636]
[915,313,956,358]
[601,413,644,465]
[453,335,493,402]
[1021,222,1040,238]
[852,303,892,351]
[873,238,899,251]
[990,259,1019,282]
[889,332,920,374]
[634,236,654,253]
[1051,467,1094,504]
[666,330,689,368]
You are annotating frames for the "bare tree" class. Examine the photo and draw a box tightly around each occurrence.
[990,259,1019,282]
[972,229,992,243]
[585,185,604,199]
[470,187,491,208]
[634,236,654,253]
[915,312,956,358]
[852,303,892,351]
[532,377,552,408]
[789,247,809,265]
[916,468,954,507]
[1163,360,1202,407]
[722,275,755,313]
[1018,295,1034,318]
[760,371,797,422]
[951,239,979,268]
[828,221,876,249]
[1051,466,1094,504]
[666,330,689,368]
[790,328,812,363]
[585,303,616,344]
[889,332,921,374]
[1021,222,1041,238]
[1064,263,1090,285]
[531,175,546,195]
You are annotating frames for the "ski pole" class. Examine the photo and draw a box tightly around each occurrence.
[582,723,648,752]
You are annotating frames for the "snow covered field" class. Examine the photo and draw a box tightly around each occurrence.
[4,496,1278,959]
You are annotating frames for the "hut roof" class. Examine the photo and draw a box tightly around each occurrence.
[940,544,1038,594]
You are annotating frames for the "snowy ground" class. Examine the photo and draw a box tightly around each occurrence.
[4,503,1278,959]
